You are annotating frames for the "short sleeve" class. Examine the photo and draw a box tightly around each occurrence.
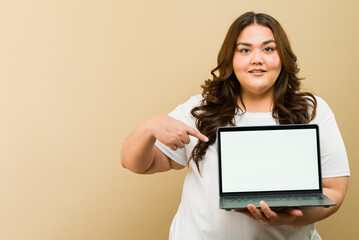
[311,96,350,178]
[155,95,203,166]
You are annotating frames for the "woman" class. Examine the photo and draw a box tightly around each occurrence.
[121,12,350,239]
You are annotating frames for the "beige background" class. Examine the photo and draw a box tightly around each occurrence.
[0,0,358,239]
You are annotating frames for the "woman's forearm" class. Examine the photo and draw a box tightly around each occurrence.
[291,205,334,226]
[121,118,157,173]
[291,177,349,226]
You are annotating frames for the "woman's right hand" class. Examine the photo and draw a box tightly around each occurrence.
[121,114,208,173]
[148,115,209,151]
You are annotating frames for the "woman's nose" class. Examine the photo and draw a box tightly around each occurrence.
[250,51,263,65]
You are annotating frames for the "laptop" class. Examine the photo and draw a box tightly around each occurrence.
[217,124,336,210]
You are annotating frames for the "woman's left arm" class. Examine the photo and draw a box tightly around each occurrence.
[292,176,349,226]
[237,176,349,226]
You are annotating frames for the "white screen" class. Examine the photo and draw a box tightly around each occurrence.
[220,128,319,193]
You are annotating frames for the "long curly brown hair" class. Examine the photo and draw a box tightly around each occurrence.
[190,12,317,172]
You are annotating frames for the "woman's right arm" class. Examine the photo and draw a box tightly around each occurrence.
[121,115,208,174]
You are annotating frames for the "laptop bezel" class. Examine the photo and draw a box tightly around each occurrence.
[217,124,323,198]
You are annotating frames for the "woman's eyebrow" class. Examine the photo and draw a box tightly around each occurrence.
[263,40,276,45]
[236,40,276,47]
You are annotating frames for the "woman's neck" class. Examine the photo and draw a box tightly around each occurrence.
[238,91,273,113]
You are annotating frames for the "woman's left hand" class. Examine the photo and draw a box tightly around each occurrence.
[235,201,303,226]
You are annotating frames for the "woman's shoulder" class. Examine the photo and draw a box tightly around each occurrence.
[313,95,333,115]
[176,94,204,110]
[168,94,203,119]
[311,95,334,124]
[189,94,204,104]
[165,94,203,129]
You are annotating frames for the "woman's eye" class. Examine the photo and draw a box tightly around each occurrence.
[239,48,250,53]
[264,47,274,52]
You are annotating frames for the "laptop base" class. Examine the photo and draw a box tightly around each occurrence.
[220,194,336,210]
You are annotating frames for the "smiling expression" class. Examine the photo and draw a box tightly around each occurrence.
[233,24,282,100]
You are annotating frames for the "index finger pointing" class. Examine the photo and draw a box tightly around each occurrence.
[186,127,209,142]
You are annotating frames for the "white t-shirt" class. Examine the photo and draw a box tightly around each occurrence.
[155,94,350,240]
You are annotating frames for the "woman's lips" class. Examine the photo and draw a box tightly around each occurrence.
[248,69,267,76]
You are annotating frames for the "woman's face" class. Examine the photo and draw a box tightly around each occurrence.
[233,24,282,99]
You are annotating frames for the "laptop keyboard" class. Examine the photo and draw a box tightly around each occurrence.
[224,194,323,204]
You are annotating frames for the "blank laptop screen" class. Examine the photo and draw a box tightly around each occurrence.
[220,128,319,193]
